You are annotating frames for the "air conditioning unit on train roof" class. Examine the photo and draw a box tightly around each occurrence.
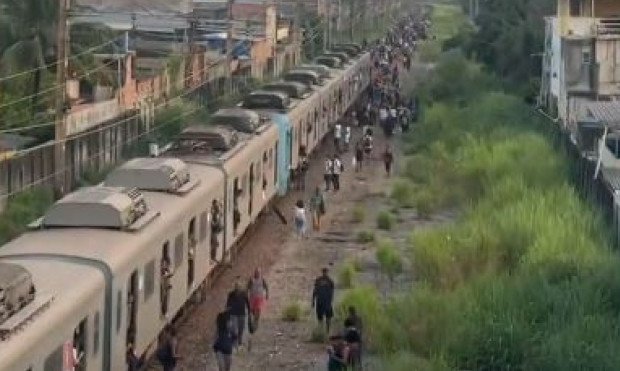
[104,157,200,194]
[0,262,35,327]
[177,125,240,152]
[34,186,159,231]
[211,108,264,134]
[262,81,310,99]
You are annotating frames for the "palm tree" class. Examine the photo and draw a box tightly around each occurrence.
[0,0,57,113]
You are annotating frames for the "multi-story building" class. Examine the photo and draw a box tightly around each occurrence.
[540,0,620,133]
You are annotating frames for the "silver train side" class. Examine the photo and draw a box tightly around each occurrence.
[0,51,371,371]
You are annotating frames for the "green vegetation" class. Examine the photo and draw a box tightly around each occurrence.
[375,238,403,283]
[417,4,469,63]
[0,188,54,245]
[391,179,416,208]
[341,4,620,369]
[309,325,327,343]
[338,261,357,289]
[281,301,303,322]
[376,210,395,230]
[352,204,366,223]
[357,230,375,244]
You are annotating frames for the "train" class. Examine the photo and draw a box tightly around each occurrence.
[0,45,371,371]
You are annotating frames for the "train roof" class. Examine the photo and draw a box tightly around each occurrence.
[0,258,104,370]
[0,163,223,273]
[262,81,310,99]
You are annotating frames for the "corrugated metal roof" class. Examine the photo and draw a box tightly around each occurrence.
[585,101,620,129]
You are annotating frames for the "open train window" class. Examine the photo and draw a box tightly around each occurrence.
[174,234,184,269]
[274,142,279,185]
[73,317,88,371]
[233,178,241,235]
[144,260,155,301]
[199,211,208,242]
[116,290,122,333]
[161,242,172,316]
[188,218,196,289]
[93,312,100,356]
[43,346,63,371]
[211,200,223,261]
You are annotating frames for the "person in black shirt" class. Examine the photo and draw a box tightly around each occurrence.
[214,309,234,371]
[312,268,335,333]
[225,281,250,348]
[344,318,362,369]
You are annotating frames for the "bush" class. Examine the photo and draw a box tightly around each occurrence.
[0,188,54,245]
[352,205,366,223]
[391,179,416,208]
[309,325,327,343]
[357,230,375,243]
[338,262,357,288]
[377,210,395,230]
[376,239,403,282]
[281,301,303,322]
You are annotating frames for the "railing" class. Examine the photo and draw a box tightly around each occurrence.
[597,18,620,35]
[66,99,121,136]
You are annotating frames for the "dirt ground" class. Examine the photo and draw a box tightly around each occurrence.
[146,61,431,371]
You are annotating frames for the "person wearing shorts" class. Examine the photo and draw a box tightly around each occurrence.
[312,268,335,333]
[247,268,269,325]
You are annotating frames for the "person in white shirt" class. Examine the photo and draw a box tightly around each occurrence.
[324,158,334,191]
[344,126,351,151]
[334,123,342,151]
[332,155,343,191]
[293,200,307,239]
[379,107,388,126]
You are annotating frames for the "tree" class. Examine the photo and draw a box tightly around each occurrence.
[0,0,58,114]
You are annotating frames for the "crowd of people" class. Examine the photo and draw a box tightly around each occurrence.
[141,11,430,371]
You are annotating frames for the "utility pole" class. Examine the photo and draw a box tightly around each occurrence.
[272,0,279,78]
[226,0,234,94]
[54,0,69,196]
[325,0,331,50]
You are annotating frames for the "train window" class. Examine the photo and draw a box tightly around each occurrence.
[93,312,100,355]
[263,151,268,164]
[161,242,172,316]
[116,290,122,333]
[144,260,155,301]
[188,218,196,289]
[73,317,88,370]
[274,142,278,185]
[268,149,273,167]
[199,211,208,242]
[174,233,184,269]
[43,345,63,371]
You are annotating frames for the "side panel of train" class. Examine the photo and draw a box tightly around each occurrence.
[108,167,227,370]
[0,260,105,371]
[223,126,279,251]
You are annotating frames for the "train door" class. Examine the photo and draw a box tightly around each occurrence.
[286,129,292,171]
[274,142,279,187]
[187,217,196,290]
[233,178,241,236]
[249,164,255,217]
[126,271,138,347]
[160,242,171,316]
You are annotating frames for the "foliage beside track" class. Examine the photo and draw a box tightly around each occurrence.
[340,36,620,371]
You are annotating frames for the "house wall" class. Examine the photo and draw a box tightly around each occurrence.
[594,0,620,17]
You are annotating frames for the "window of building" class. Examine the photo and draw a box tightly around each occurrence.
[144,260,155,301]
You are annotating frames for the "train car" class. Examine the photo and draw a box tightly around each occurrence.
[0,45,371,371]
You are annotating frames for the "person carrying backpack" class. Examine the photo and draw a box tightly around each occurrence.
[213,309,234,371]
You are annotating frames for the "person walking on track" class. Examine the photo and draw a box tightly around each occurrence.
[213,308,234,371]
[247,268,269,330]
[156,327,180,371]
[310,187,326,231]
[383,146,394,177]
[294,200,308,239]
[225,281,250,349]
[332,155,344,191]
[312,268,335,334]
[355,142,364,172]
[324,157,334,191]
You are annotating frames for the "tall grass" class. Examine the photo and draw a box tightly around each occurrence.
[353,33,620,369]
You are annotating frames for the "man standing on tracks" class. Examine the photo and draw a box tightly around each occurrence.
[312,268,335,334]
[247,268,269,330]
[332,155,344,191]
[225,280,250,350]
